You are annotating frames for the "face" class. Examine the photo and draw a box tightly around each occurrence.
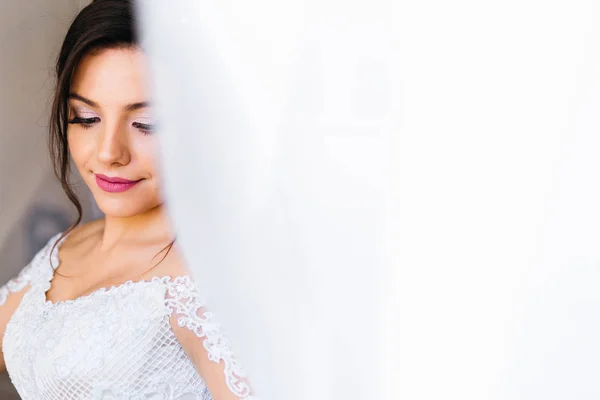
[67,47,161,218]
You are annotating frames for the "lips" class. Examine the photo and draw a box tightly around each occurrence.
[95,174,143,193]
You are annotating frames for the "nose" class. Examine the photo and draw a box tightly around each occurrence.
[96,120,131,167]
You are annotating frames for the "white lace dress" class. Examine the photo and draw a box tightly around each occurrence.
[0,233,252,399]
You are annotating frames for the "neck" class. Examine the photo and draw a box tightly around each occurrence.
[98,204,175,251]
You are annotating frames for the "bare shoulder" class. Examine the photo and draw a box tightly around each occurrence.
[141,242,193,280]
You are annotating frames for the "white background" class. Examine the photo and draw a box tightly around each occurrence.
[138,1,600,399]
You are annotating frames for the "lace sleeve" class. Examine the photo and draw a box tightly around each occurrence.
[162,276,253,400]
[0,262,36,306]
[0,234,55,306]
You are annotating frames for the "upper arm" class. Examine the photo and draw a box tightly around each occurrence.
[0,271,34,372]
[0,233,61,372]
[153,247,252,399]
[0,286,30,372]
[168,288,251,400]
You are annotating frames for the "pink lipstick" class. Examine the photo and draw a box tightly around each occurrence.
[95,174,142,193]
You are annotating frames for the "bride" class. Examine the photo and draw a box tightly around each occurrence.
[0,0,251,398]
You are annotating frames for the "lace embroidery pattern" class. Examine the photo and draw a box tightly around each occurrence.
[0,233,59,306]
[0,262,34,305]
[4,279,212,399]
[1,232,253,400]
[162,276,253,400]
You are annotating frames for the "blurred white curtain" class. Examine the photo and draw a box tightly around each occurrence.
[137,1,600,400]
[136,1,395,399]
[392,1,600,399]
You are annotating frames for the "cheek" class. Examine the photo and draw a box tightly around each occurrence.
[132,135,161,178]
[67,130,93,169]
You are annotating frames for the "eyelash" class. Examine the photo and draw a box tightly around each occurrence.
[67,116,154,135]
[67,116,99,129]
[132,122,154,135]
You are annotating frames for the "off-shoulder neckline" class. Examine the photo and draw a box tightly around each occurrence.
[42,231,192,307]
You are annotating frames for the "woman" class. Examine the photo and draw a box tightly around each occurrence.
[0,1,251,399]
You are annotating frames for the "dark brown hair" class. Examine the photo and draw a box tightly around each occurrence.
[48,0,174,275]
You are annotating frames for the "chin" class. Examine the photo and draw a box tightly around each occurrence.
[95,196,160,218]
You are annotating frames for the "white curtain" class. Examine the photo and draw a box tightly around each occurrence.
[137,1,600,400]
[136,1,394,399]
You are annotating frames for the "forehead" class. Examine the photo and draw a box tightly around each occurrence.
[70,47,149,106]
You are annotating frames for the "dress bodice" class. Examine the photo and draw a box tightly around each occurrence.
[0,233,251,400]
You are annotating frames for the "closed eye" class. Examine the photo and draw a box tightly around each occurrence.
[132,122,154,135]
[68,116,100,129]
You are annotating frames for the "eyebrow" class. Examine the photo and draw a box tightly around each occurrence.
[68,92,149,111]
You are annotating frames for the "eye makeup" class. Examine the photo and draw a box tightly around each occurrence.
[67,106,101,129]
[131,115,155,135]
[67,103,156,135]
